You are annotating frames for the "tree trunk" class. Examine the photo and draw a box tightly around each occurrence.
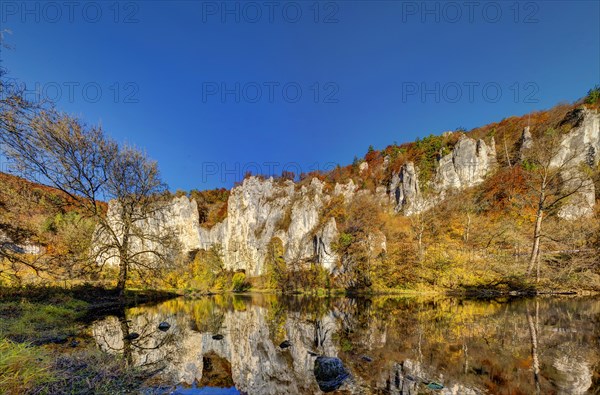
[503,134,512,168]
[464,213,471,243]
[528,196,544,280]
[417,230,423,264]
[116,257,128,297]
[116,233,129,298]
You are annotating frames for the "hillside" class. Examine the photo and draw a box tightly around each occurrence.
[116,91,600,293]
[0,172,102,284]
[2,90,600,292]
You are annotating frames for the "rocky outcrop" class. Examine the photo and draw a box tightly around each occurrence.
[389,135,497,215]
[197,177,340,276]
[98,109,599,274]
[433,135,496,193]
[314,217,339,272]
[99,175,392,276]
[390,108,599,218]
[389,162,424,215]
[0,230,44,255]
[333,179,357,201]
[95,196,199,267]
[358,161,369,174]
[518,126,533,160]
[549,108,599,219]
[554,108,600,168]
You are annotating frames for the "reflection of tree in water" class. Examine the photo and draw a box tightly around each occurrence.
[312,318,333,353]
[189,297,226,334]
[94,306,179,372]
[266,298,287,345]
[91,295,600,394]
[589,307,600,394]
[526,300,541,395]
[319,296,600,395]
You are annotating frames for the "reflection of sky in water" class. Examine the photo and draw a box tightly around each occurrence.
[172,386,240,395]
[92,294,600,395]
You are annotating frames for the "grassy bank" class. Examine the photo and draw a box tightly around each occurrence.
[0,285,178,395]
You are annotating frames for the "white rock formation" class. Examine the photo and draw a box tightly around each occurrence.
[433,134,496,194]
[551,108,600,168]
[359,161,369,174]
[0,230,44,254]
[198,177,340,276]
[389,108,599,218]
[94,196,200,267]
[97,109,599,274]
[550,109,599,219]
[333,179,357,201]
[389,162,423,215]
[389,135,496,215]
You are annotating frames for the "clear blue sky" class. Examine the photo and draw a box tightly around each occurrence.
[1,1,599,190]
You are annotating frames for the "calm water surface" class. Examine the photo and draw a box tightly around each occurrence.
[91,294,600,394]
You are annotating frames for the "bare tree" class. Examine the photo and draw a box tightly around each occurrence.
[0,83,178,295]
[522,127,594,282]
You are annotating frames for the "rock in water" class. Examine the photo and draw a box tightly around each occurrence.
[123,332,140,341]
[314,356,350,392]
[212,334,224,340]
[427,382,444,390]
[279,340,291,349]
[158,322,171,331]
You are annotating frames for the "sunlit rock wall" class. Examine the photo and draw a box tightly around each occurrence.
[389,109,600,218]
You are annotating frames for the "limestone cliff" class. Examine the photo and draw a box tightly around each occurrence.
[389,134,497,215]
[389,108,600,217]
[195,177,326,276]
[551,108,599,219]
[99,108,599,275]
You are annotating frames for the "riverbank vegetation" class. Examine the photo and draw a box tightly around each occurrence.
[0,285,176,394]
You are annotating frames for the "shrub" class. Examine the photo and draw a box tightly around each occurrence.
[264,237,288,290]
[231,272,250,292]
[336,233,354,251]
[584,85,600,104]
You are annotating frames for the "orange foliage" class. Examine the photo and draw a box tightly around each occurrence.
[478,167,530,212]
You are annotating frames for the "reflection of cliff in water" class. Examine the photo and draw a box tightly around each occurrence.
[91,294,600,394]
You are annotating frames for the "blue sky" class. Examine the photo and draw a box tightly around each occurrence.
[1,1,599,190]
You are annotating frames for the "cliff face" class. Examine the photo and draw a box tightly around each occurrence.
[552,108,599,219]
[95,196,201,267]
[389,134,497,215]
[389,109,600,217]
[100,108,599,275]
[197,177,340,276]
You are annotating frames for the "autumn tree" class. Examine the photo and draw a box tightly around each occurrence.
[335,195,384,292]
[521,127,594,282]
[0,82,178,295]
[264,237,288,291]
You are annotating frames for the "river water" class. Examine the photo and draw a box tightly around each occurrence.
[90,294,600,394]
